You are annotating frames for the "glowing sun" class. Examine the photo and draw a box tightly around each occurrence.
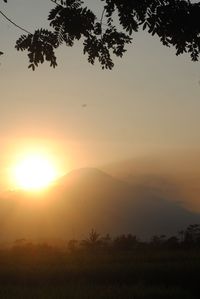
[13,154,58,191]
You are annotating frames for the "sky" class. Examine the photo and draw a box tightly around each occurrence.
[1,0,200,190]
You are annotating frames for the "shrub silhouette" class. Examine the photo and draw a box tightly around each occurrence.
[68,239,78,252]
[81,229,103,250]
[113,234,139,250]
[183,224,200,247]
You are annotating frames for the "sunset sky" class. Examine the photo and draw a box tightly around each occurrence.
[1,0,200,190]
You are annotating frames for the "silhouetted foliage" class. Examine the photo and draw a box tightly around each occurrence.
[101,233,112,247]
[164,236,179,249]
[113,234,139,250]
[151,234,167,248]
[67,239,78,252]
[2,0,200,69]
[182,224,200,247]
[15,30,58,70]
[81,229,103,250]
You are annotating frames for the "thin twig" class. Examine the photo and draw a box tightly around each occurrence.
[100,8,106,26]
[0,1,62,35]
[0,10,31,34]
[100,8,106,38]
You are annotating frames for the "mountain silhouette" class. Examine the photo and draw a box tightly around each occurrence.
[1,167,200,242]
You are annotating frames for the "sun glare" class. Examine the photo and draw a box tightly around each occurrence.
[13,154,58,191]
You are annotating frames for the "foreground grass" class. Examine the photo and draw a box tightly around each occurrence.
[0,285,195,299]
[0,248,199,298]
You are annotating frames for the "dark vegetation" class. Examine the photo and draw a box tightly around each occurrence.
[1,1,200,69]
[0,225,200,298]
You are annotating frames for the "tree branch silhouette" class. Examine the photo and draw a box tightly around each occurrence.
[2,0,200,70]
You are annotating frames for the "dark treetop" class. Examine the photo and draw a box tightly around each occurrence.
[1,0,200,70]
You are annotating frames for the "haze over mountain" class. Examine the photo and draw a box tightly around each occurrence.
[103,151,200,213]
[1,165,200,244]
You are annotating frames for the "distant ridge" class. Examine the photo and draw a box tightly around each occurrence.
[59,167,115,184]
[1,167,200,241]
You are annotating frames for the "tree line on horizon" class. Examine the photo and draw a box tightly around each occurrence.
[68,224,200,251]
[7,224,200,253]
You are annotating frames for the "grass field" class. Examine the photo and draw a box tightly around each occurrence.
[0,246,199,298]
